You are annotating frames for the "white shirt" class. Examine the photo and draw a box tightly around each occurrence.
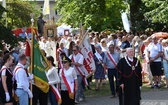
[59,67,77,90]
[69,53,85,75]
[45,41,56,56]
[45,67,60,85]
[101,46,109,52]
[14,63,29,89]
[39,41,47,50]
[147,42,162,62]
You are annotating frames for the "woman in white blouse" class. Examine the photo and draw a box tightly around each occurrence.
[59,56,77,105]
[46,56,61,105]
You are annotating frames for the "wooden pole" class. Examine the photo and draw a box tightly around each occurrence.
[79,29,89,46]
[29,17,34,105]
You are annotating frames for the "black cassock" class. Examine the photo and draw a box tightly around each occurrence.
[117,57,142,105]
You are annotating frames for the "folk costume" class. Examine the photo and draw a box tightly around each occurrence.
[117,57,142,105]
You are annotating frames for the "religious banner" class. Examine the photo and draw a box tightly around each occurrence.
[32,34,49,93]
[79,35,95,77]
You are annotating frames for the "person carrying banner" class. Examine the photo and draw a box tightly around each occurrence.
[32,49,48,105]
[0,53,14,105]
[103,43,120,98]
[59,56,77,105]
[117,48,142,105]
[14,54,33,105]
[69,45,86,104]
[46,56,61,105]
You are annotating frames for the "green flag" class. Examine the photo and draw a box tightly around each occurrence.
[33,36,49,93]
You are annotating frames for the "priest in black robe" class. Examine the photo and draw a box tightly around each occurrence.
[117,48,142,105]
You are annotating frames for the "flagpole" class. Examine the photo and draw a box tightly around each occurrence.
[79,29,89,46]
[30,15,34,105]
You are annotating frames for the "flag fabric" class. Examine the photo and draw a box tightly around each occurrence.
[25,41,31,57]
[2,0,6,8]
[121,12,130,33]
[32,35,49,93]
[79,35,95,77]
[43,0,50,15]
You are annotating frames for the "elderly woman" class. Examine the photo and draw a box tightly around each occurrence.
[94,44,106,90]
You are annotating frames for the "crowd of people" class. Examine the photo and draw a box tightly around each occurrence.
[0,30,168,105]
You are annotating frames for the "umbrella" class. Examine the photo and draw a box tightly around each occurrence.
[152,32,168,39]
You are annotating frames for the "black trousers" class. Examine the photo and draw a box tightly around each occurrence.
[61,90,75,105]
[108,69,119,96]
[32,85,48,105]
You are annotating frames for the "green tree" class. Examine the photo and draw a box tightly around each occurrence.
[55,0,126,32]
[142,0,168,31]
[5,0,40,29]
[0,5,20,50]
[143,0,168,26]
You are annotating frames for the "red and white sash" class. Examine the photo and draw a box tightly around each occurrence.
[95,52,104,67]
[71,57,88,86]
[1,66,13,75]
[13,66,22,76]
[57,48,65,68]
[61,68,75,99]
[57,48,65,53]
[50,85,62,104]
[107,52,117,68]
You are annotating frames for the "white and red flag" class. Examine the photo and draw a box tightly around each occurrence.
[79,35,95,77]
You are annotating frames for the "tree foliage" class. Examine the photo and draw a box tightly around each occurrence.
[0,5,19,50]
[142,0,168,26]
[55,0,126,32]
[6,0,40,29]
[123,0,167,32]
[0,0,40,50]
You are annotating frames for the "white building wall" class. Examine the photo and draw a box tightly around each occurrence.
[34,0,61,23]
[0,0,61,22]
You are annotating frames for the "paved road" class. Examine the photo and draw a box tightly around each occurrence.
[1,88,167,105]
[79,89,168,105]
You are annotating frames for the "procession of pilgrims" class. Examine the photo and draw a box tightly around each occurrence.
[0,29,168,105]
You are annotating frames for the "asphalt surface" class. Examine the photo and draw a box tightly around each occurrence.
[1,88,168,105]
[79,89,168,105]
